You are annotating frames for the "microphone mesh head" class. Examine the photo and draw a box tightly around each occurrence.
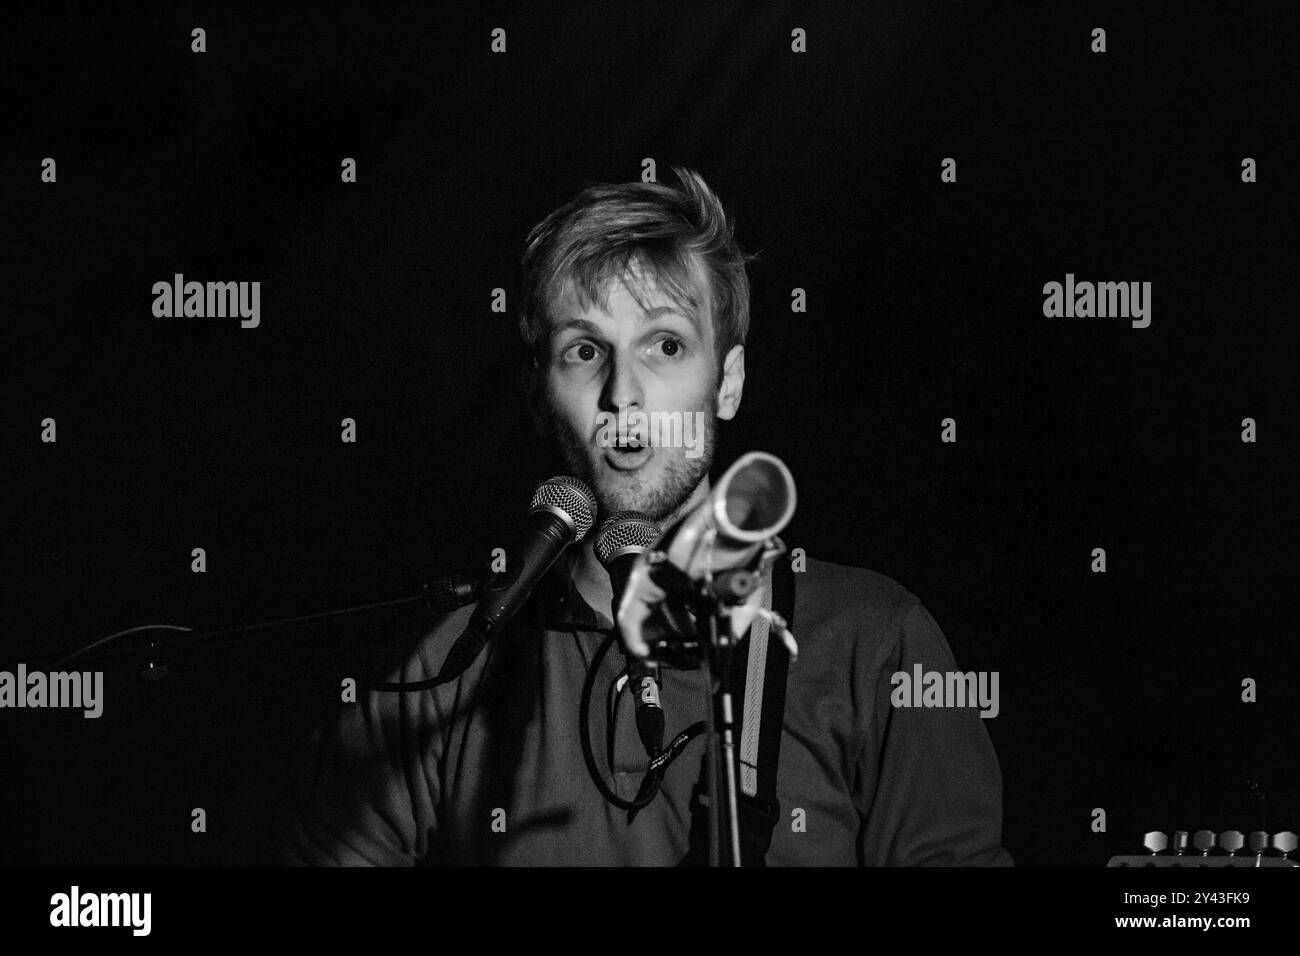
[594,510,661,568]
[530,476,597,541]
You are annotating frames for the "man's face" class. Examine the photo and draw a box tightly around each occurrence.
[534,255,744,521]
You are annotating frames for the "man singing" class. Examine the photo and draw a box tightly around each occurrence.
[281,168,1012,866]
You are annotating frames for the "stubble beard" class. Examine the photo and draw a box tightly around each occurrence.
[547,396,718,523]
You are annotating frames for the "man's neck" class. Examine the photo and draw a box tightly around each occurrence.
[571,477,713,623]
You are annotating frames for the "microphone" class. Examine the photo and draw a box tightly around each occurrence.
[594,511,665,755]
[656,451,796,580]
[617,452,797,660]
[468,476,597,640]
[594,510,661,605]
[364,476,595,694]
[421,573,481,613]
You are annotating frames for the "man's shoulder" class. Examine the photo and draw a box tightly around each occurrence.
[788,555,937,667]
[796,555,922,626]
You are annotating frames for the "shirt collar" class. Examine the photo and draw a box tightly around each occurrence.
[527,549,616,632]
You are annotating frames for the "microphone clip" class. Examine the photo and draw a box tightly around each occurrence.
[638,535,791,668]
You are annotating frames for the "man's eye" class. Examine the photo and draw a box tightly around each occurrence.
[564,342,599,362]
[655,337,684,358]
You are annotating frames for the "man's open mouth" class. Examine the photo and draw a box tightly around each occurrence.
[604,438,652,470]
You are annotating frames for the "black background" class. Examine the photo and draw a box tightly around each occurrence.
[5,2,1297,866]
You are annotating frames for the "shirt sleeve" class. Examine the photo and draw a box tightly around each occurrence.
[856,600,1013,866]
[277,616,450,867]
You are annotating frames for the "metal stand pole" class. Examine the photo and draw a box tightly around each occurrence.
[709,610,743,867]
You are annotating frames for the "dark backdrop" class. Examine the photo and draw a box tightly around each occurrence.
[6,2,1296,866]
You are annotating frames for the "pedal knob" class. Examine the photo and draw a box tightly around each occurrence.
[1272,831,1297,859]
[1143,831,1168,854]
[1248,831,1269,854]
[1172,830,1190,854]
[1219,830,1244,855]
[1193,830,1216,855]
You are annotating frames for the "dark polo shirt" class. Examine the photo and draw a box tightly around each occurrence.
[282,553,1012,866]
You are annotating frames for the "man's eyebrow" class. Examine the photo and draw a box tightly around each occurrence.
[641,304,702,330]
[550,317,605,337]
[550,306,700,337]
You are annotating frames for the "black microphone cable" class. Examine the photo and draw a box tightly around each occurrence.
[581,507,712,814]
[578,628,706,815]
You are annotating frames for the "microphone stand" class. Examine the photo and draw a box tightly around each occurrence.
[660,537,784,867]
[702,591,741,867]
[16,572,483,674]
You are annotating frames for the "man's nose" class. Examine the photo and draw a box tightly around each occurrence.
[601,349,644,412]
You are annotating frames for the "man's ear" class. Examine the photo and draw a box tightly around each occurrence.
[715,344,745,421]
